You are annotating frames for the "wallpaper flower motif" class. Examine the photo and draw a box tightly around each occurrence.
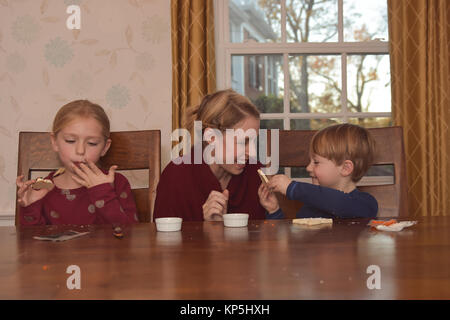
[135,52,155,72]
[44,37,74,68]
[6,52,26,74]
[64,0,82,5]
[67,70,93,97]
[11,15,40,45]
[141,16,167,43]
[106,84,130,109]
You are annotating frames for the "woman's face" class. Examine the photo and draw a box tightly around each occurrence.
[216,116,260,175]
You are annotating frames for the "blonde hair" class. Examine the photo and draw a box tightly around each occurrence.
[310,123,376,182]
[183,89,260,133]
[52,100,110,139]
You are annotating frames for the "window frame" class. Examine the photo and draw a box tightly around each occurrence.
[214,0,392,184]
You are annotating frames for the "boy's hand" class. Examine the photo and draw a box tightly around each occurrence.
[258,183,279,214]
[268,174,292,196]
[71,161,117,188]
[16,175,52,207]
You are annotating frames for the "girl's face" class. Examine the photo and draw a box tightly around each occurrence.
[51,117,111,173]
[206,116,260,175]
[306,154,344,188]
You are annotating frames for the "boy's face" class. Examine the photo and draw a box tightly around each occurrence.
[51,117,111,173]
[306,154,347,189]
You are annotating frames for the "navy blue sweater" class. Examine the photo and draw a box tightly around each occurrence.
[267,181,378,219]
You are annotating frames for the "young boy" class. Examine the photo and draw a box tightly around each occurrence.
[262,123,378,219]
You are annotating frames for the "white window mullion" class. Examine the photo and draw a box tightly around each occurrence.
[261,112,391,120]
[338,0,344,43]
[283,53,290,130]
[341,53,348,123]
[281,0,287,43]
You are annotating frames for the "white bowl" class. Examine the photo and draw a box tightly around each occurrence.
[224,227,249,240]
[156,231,182,245]
[155,217,183,232]
[223,213,249,228]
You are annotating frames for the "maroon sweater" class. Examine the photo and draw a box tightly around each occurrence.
[153,153,266,221]
[20,171,138,225]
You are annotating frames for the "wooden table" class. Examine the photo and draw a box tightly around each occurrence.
[1,217,449,300]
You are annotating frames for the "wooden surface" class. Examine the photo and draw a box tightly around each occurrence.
[272,127,408,218]
[16,130,161,224]
[1,216,449,300]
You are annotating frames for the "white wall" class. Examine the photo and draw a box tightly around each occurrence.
[0,0,172,226]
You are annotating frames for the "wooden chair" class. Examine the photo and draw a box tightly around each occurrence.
[268,126,408,219]
[15,130,161,225]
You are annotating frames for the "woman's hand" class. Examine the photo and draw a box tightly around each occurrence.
[267,174,292,196]
[258,183,279,213]
[71,161,117,188]
[202,189,229,221]
[16,175,52,207]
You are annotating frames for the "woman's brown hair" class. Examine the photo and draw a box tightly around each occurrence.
[183,89,260,133]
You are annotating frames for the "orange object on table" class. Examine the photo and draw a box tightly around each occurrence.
[368,219,398,227]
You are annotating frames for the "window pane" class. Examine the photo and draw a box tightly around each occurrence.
[291,167,310,178]
[366,164,394,177]
[289,55,341,113]
[344,0,388,42]
[260,119,284,130]
[229,0,281,43]
[347,54,391,113]
[232,54,284,113]
[287,0,338,42]
[290,118,341,130]
[348,117,392,128]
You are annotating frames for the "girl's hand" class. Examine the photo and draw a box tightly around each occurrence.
[258,183,279,213]
[16,175,52,207]
[268,174,292,196]
[203,189,229,221]
[71,161,117,188]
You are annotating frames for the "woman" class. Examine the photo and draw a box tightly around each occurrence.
[153,89,282,221]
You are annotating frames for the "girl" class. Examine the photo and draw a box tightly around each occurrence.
[16,100,138,225]
[261,123,378,219]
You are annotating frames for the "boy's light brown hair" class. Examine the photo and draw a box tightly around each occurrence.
[310,123,376,182]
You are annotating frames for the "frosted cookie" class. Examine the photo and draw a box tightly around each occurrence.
[257,169,269,184]
[32,177,53,190]
[292,218,333,226]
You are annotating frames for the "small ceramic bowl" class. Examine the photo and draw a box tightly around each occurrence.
[223,213,249,228]
[224,227,249,241]
[155,217,183,232]
[156,231,182,245]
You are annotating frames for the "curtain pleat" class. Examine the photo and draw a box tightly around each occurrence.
[171,0,216,133]
[388,0,450,216]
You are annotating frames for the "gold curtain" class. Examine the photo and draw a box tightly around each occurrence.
[388,0,450,216]
[171,0,216,132]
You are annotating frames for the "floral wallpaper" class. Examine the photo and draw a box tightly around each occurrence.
[0,0,172,222]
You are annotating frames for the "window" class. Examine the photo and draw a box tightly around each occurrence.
[215,0,392,183]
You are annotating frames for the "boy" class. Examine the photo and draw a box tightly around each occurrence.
[262,124,378,219]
